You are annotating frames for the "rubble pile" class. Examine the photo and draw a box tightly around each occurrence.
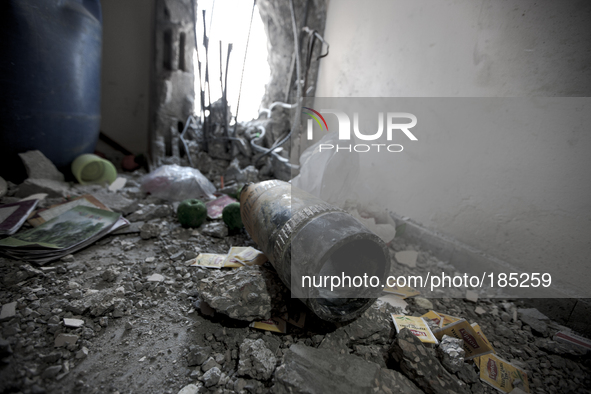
[0,158,590,394]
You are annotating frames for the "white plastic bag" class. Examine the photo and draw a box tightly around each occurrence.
[292,132,359,205]
[141,165,216,201]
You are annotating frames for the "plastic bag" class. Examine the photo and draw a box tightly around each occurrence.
[291,132,359,205]
[140,164,216,201]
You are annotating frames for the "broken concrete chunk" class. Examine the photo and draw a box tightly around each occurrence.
[16,178,70,198]
[475,306,486,315]
[465,290,479,303]
[41,365,63,379]
[201,222,228,238]
[237,339,276,381]
[19,150,65,182]
[196,266,285,321]
[274,343,422,394]
[187,346,212,367]
[147,273,165,282]
[177,384,200,394]
[54,334,79,348]
[76,347,89,359]
[140,222,162,239]
[0,302,17,321]
[201,357,221,372]
[520,314,548,337]
[127,204,172,222]
[201,366,221,387]
[63,318,84,328]
[517,308,548,320]
[390,328,469,394]
[437,335,465,374]
[395,250,418,268]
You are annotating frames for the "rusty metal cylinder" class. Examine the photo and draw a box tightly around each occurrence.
[240,180,389,322]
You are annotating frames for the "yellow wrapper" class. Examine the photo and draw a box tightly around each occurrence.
[223,247,249,268]
[471,322,496,367]
[249,317,287,333]
[438,312,462,327]
[190,253,226,268]
[479,353,530,393]
[434,319,494,359]
[383,284,420,299]
[232,246,268,266]
[391,314,439,345]
[422,310,443,326]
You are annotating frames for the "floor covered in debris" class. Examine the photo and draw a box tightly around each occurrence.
[0,170,589,394]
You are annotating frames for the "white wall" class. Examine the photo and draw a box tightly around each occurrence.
[100,0,154,155]
[315,0,591,295]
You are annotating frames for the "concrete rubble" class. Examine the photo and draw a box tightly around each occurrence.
[0,160,590,394]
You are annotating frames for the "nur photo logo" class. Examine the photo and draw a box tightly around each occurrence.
[302,108,418,153]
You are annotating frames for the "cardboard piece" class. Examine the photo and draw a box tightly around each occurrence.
[479,353,530,393]
[553,331,591,352]
[438,312,462,327]
[422,310,443,326]
[190,253,226,269]
[249,317,287,333]
[471,322,496,367]
[391,314,439,345]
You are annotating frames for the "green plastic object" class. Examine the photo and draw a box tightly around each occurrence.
[71,153,117,185]
[222,202,243,230]
[177,199,207,228]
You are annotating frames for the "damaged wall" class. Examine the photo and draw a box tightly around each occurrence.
[257,0,326,107]
[151,0,196,166]
[315,0,591,295]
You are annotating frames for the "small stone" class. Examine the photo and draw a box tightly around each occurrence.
[187,346,212,366]
[140,222,162,239]
[0,302,17,321]
[76,347,89,359]
[465,290,479,303]
[63,318,84,328]
[147,273,165,282]
[101,269,117,282]
[177,383,200,394]
[414,297,433,310]
[201,357,221,372]
[41,365,63,379]
[61,255,75,262]
[237,338,276,380]
[520,314,548,337]
[201,222,228,238]
[125,321,133,330]
[475,306,486,315]
[0,338,13,358]
[201,366,221,387]
[395,250,418,268]
[54,334,78,348]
